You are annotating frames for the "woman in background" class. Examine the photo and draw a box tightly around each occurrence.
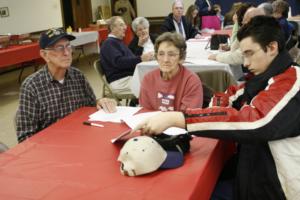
[139,32,203,111]
[128,17,156,56]
[185,5,201,32]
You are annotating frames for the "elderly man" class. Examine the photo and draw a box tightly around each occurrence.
[100,16,153,94]
[133,16,300,200]
[16,28,117,142]
[161,0,201,40]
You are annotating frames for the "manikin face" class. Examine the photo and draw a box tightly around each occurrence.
[117,136,167,176]
[240,37,278,75]
[156,41,182,80]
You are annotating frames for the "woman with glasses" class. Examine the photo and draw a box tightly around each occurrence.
[139,32,203,111]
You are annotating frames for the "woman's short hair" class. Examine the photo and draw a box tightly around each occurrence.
[154,32,186,60]
[131,17,150,33]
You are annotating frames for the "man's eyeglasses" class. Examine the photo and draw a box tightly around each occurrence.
[45,44,73,53]
[156,52,180,59]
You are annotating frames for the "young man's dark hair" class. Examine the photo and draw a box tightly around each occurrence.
[237,15,285,52]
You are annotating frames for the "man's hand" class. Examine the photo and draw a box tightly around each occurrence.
[96,98,117,113]
[141,52,154,62]
[130,112,186,136]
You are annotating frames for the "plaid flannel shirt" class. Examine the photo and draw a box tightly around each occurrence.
[16,66,96,142]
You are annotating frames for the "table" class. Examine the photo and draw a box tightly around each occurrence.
[71,31,100,55]
[130,40,242,97]
[0,42,40,69]
[0,107,234,200]
[0,42,43,82]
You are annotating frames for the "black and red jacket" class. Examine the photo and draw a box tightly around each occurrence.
[185,51,300,199]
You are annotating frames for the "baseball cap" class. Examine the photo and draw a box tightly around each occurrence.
[118,136,184,176]
[39,28,75,49]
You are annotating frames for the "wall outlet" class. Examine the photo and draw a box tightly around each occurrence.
[0,7,9,17]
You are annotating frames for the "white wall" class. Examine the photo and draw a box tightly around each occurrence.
[137,0,194,17]
[0,0,62,34]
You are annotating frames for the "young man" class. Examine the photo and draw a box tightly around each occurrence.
[134,16,300,199]
[160,0,201,40]
[16,28,117,143]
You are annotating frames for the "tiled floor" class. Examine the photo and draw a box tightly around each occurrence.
[0,54,103,148]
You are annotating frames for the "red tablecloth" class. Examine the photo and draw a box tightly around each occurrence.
[0,107,234,200]
[0,42,41,68]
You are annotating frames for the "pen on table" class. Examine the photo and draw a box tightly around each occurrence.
[83,121,104,128]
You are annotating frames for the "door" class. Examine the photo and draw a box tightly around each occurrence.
[71,0,93,29]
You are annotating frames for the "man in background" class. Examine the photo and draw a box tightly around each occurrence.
[100,16,153,94]
[161,0,201,40]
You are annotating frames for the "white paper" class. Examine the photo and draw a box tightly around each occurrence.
[122,112,187,136]
[89,106,142,123]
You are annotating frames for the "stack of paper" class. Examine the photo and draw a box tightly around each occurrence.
[89,106,142,123]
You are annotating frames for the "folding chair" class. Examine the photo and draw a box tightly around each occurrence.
[93,59,136,106]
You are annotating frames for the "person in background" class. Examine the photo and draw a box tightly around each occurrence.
[161,0,201,40]
[114,0,136,24]
[258,2,273,16]
[128,17,156,56]
[100,16,153,95]
[213,4,224,28]
[194,0,216,16]
[16,28,117,143]
[223,2,243,28]
[139,32,203,111]
[208,3,255,65]
[185,5,201,32]
[272,0,294,42]
[133,16,300,200]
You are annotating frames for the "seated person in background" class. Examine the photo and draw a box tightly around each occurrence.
[213,4,224,27]
[208,3,258,65]
[194,0,216,16]
[185,5,200,32]
[133,16,300,200]
[128,17,156,56]
[114,0,136,25]
[223,2,243,28]
[272,0,294,43]
[16,28,117,142]
[139,32,203,111]
[100,16,153,94]
[258,2,273,16]
[161,0,201,40]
